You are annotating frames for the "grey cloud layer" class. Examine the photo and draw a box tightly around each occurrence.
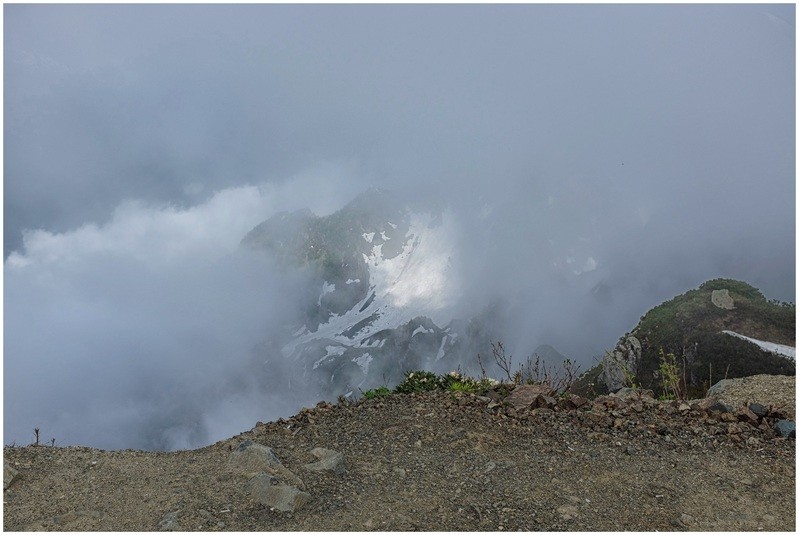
[6,5,794,260]
[4,4,795,449]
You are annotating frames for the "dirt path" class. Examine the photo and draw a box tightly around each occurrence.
[3,386,795,531]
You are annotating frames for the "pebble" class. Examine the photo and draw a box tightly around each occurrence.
[774,420,795,438]
[556,504,579,520]
[157,511,181,532]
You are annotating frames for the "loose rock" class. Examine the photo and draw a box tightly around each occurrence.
[248,473,311,512]
[302,447,345,475]
[505,384,556,409]
[4,461,19,490]
[157,511,181,531]
[774,420,796,438]
[228,440,304,488]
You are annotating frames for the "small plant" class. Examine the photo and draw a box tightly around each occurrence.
[658,349,684,400]
[394,370,441,394]
[516,354,582,393]
[449,381,477,393]
[444,371,498,394]
[362,386,392,400]
[33,427,40,447]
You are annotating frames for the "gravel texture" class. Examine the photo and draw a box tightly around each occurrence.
[706,374,795,418]
[3,376,795,531]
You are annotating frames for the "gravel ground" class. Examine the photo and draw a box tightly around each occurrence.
[3,377,795,532]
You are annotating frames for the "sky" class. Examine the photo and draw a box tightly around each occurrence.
[4,4,795,450]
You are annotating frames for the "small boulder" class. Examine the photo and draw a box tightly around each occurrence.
[707,401,734,414]
[302,447,345,475]
[249,473,311,512]
[4,461,19,490]
[710,289,735,309]
[736,407,759,426]
[228,440,304,489]
[568,394,590,409]
[505,384,556,409]
[774,420,796,438]
[157,511,182,531]
[556,504,579,520]
[531,394,556,409]
[748,403,768,418]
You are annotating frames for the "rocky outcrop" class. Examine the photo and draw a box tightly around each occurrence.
[711,289,736,310]
[600,335,642,392]
[4,461,19,490]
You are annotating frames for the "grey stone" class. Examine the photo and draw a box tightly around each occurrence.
[303,447,345,475]
[556,504,579,520]
[4,461,19,490]
[705,380,732,398]
[736,406,759,425]
[748,403,768,418]
[505,384,556,409]
[158,511,182,531]
[248,473,311,512]
[707,401,734,414]
[228,441,304,488]
[710,289,735,309]
[774,420,795,438]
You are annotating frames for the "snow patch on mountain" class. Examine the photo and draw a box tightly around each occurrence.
[436,336,450,360]
[282,211,457,358]
[722,331,795,360]
[313,345,348,369]
[318,281,335,305]
[365,212,455,312]
[412,325,432,337]
[353,352,374,374]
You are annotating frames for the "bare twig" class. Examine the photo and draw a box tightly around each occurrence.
[476,352,487,379]
[491,341,514,383]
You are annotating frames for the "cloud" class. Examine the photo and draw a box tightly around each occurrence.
[3,173,361,450]
[3,4,794,449]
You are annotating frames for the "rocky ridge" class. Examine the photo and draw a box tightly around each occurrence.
[3,374,795,531]
[577,279,795,397]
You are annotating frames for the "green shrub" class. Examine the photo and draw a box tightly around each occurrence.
[394,370,442,393]
[362,386,392,400]
[657,349,684,400]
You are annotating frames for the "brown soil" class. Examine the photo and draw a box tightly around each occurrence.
[3,376,795,532]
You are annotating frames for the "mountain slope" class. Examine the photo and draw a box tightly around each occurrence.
[573,278,796,397]
[242,189,493,397]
